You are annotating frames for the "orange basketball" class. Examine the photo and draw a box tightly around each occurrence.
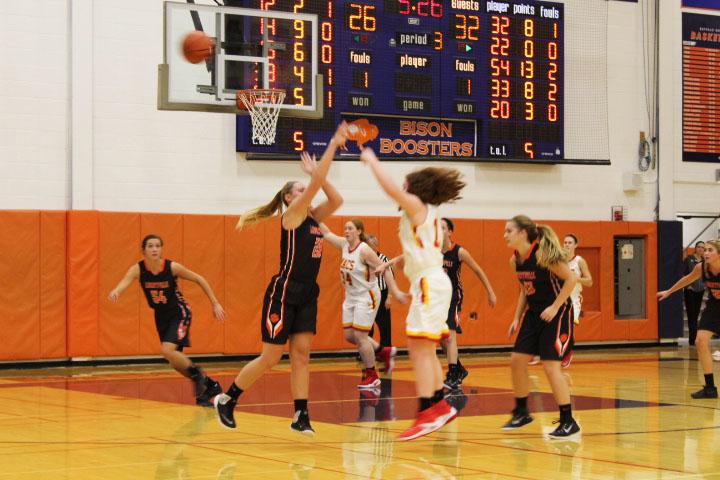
[182,31,214,64]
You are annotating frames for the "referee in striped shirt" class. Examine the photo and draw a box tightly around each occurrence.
[367,234,392,348]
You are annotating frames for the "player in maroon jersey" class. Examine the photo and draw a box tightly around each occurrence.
[214,122,348,435]
[108,234,226,406]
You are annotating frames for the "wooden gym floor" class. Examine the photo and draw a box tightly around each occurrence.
[0,348,718,479]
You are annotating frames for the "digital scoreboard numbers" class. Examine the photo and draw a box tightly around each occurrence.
[236,0,564,162]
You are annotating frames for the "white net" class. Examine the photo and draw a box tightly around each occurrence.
[564,0,609,161]
[237,89,286,145]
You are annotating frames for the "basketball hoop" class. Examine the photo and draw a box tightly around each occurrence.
[237,89,286,145]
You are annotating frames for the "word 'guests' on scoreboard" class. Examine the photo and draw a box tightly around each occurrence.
[235,0,564,162]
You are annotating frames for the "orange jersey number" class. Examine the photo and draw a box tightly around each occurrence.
[151,289,168,304]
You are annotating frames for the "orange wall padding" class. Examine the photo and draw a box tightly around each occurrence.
[0,211,67,360]
[0,211,658,361]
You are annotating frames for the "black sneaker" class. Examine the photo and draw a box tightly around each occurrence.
[691,386,719,399]
[501,410,534,430]
[214,393,237,429]
[444,389,469,413]
[196,378,223,406]
[443,370,459,389]
[456,364,469,385]
[290,410,315,437]
[547,418,581,439]
[190,368,208,397]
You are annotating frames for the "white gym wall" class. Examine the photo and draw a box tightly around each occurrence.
[1,1,717,222]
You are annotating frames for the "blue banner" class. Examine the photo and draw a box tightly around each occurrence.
[683,0,720,10]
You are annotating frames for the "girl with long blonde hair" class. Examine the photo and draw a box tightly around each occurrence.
[503,215,579,439]
[214,122,348,435]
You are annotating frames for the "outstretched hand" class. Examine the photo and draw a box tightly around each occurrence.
[393,291,410,305]
[333,121,349,151]
[657,290,671,301]
[487,291,498,308]
[359,147,378,165]
[300,151,318,176]
[213,303,226,322]
[374,262,390,278]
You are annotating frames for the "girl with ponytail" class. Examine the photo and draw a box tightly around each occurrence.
[658,238,720,399]
[360,147,466,441]
[214,122,349,435]
[319,218,408,389]
[502,215,580,439]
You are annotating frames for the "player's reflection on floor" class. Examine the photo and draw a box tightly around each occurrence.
[155,408,217,480]
[424,388,469,479]
[358,378,396,422]
[342,378,398,479]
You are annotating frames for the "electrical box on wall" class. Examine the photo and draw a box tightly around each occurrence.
[615,237,646,318]
[622,172,642,192]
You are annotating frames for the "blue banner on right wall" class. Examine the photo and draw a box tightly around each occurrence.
[682,12,720,163]
[682,0,720,10]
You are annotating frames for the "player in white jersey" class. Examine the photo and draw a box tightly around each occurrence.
[360,147,466,441]
[563,234,593,324]
[561,234,593,368]
[320,219,406,389]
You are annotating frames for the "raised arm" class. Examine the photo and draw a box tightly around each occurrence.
[577,257,593,287]
[312,179,344,224]
[283,123,348,230]
[658,263,703,301]
[459,247,497,307]
[108,264,140,301]
[298,151,344,224]
[172,263,225,321]
[318,222,346,250]
[359,148,426,225]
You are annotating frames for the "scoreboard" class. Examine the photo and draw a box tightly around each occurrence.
[235,0,565,161]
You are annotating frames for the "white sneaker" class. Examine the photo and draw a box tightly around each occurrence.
[528,356,540,365]
[712,350,720,361]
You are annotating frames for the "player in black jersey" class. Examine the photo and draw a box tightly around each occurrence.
[502,215,579,439]
[440,218,496,389]
[214,123,348,435]
[108,234,226,406]
[658,238,720,399]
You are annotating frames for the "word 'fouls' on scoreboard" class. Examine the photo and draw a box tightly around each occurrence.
[235,0,564,162]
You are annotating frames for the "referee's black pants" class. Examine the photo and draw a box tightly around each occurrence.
[371,289,392,347]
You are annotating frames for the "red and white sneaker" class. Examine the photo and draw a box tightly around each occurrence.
[397,399,458,441]
[359,387,381,407]
[376,346,397,374]
[561,351,573,369]
[358,369,381,389]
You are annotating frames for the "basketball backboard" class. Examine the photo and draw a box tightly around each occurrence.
[158,1,323,118]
